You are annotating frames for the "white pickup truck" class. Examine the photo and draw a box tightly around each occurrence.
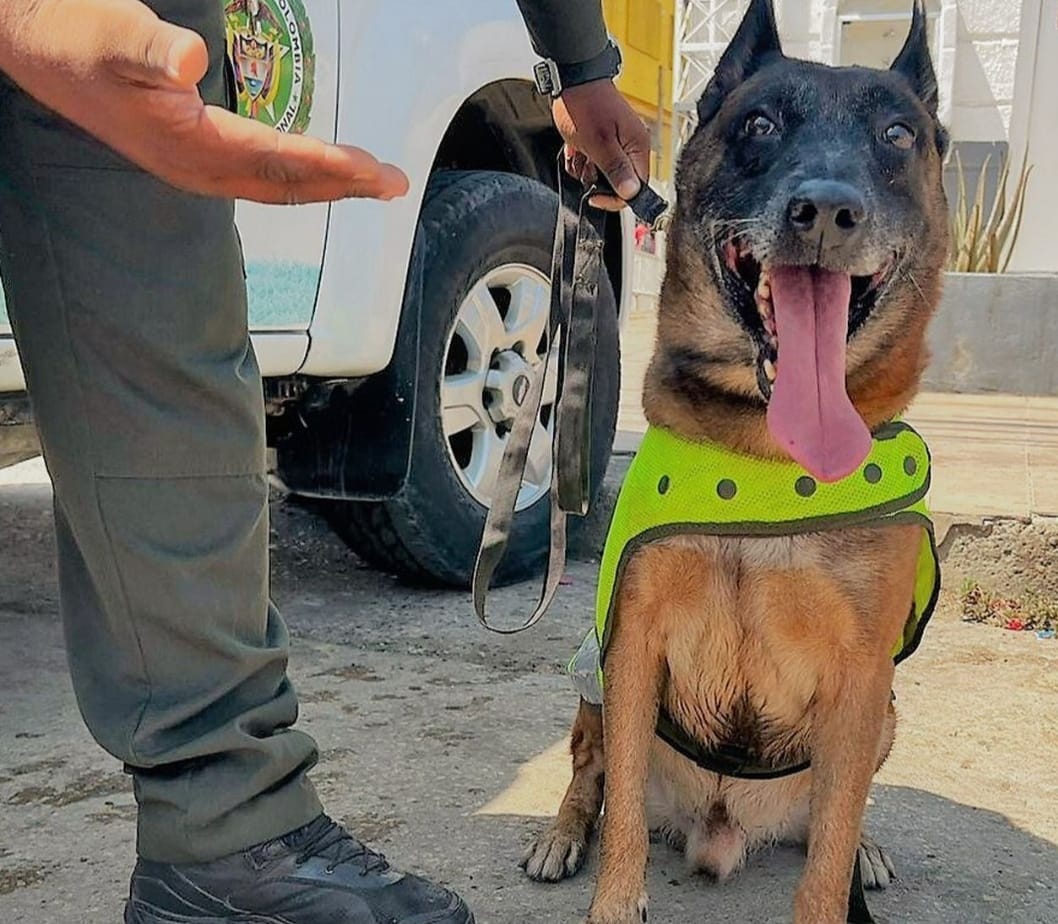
[0,0,632,586]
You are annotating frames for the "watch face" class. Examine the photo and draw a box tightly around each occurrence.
[533,60,560,96]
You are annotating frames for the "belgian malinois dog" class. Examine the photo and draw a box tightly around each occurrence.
[521,2,949,923]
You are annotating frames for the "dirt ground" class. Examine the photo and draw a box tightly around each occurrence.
[941,516,1058,600]
[1,468,1056,923]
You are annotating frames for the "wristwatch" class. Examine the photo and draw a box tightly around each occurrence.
[533,39,623,98]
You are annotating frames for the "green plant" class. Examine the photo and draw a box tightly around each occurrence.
[958,579,1010,624]
[1021,591,1058,633]
[948,151,1033,273]
[958,579,1058,633]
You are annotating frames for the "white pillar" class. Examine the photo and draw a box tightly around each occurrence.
[1007,0,1058,272]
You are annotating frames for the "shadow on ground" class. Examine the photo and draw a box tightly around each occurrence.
[466,785,1058,924]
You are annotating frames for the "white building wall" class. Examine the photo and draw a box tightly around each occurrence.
[774,2,815,60]
[775,0,1027,145]
[1007,0,1056,272]
[950,0,1025,141]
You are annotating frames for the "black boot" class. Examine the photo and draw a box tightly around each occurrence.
[125,814,474,923]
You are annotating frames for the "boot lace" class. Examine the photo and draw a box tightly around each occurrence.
[288,817,390,877]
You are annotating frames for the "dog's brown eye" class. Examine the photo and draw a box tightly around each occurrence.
[745,114,778,137]
[885,123,916,150]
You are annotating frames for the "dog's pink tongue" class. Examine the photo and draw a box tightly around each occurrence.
[766,266,871,482]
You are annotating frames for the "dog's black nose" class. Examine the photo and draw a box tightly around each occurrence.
[787,180,867,239]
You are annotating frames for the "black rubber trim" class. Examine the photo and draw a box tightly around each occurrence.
[656,709,811,780]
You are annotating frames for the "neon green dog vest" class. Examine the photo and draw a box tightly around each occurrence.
[570,421,940,777]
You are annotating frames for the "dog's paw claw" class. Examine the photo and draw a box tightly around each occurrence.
[521,827,588,882]
[649,822,687,853]
[858,837,897,891]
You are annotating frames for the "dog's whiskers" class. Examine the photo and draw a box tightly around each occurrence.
[902,268,927,305]
[710,218,767,237]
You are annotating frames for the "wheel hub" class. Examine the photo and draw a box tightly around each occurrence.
[486,349,536,427]
[441,262,556,512]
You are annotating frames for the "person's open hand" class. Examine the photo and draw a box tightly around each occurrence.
[551,79,651,211]
[0,0,409,203]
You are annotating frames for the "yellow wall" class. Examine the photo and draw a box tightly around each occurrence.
[604,0,676,179]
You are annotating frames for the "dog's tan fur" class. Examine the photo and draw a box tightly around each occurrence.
[584,522,918,923]
[524,516,918,922]
[523,299,940,922]
[521,86,946,924]
[521,4,949,919]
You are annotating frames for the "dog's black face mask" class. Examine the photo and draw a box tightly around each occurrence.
[675,0,949,481]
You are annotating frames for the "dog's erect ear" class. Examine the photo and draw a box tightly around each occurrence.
[891,1,939,115]
[697,0,783,124]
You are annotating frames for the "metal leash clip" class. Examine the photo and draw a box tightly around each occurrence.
[471,154,670,634]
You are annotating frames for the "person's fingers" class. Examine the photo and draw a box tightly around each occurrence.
[579,162,600,186]
[190,107,410,203]
[596,146,642,202]
[247,138,410,204]
[158,26,209,85]
[564,144,579,174]
[552,84,655,204]
[596,117,652,202]
[587,193,626,212]
[566,148,599,187]
[621,122,652,200]
[312,141,410,200]
[104,8,208,87]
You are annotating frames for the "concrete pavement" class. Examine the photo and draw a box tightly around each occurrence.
[2,473,1057,923]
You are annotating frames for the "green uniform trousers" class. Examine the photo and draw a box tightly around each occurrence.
[0,0,322,863]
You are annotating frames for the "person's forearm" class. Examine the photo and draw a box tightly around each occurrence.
[514,0,608,64]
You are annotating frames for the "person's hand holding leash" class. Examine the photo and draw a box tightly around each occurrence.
[0,0,409,204]
[552,78,652,211]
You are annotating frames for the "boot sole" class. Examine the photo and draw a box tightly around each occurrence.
[125,897,476,924]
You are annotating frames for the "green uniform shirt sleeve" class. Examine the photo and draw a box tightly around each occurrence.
[514,0,609,64]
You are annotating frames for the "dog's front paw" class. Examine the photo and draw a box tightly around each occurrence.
[858,836,897,890]
[521,824,589,882]
[587,893,648,924]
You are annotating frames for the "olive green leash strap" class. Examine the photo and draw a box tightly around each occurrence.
[470,165,577,635]
[555,178,603,519]
[472,156,667,634]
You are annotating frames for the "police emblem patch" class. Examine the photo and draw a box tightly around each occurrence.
[224,0,315,134]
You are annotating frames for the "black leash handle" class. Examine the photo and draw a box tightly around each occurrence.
[611,181,670,229]
[471,156,669,635]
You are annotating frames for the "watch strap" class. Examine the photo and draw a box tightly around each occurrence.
[534,40,622,97]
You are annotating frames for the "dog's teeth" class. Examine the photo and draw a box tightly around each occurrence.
[763,357,777,382]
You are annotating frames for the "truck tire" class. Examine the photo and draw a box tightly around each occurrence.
[326,169,620,587]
